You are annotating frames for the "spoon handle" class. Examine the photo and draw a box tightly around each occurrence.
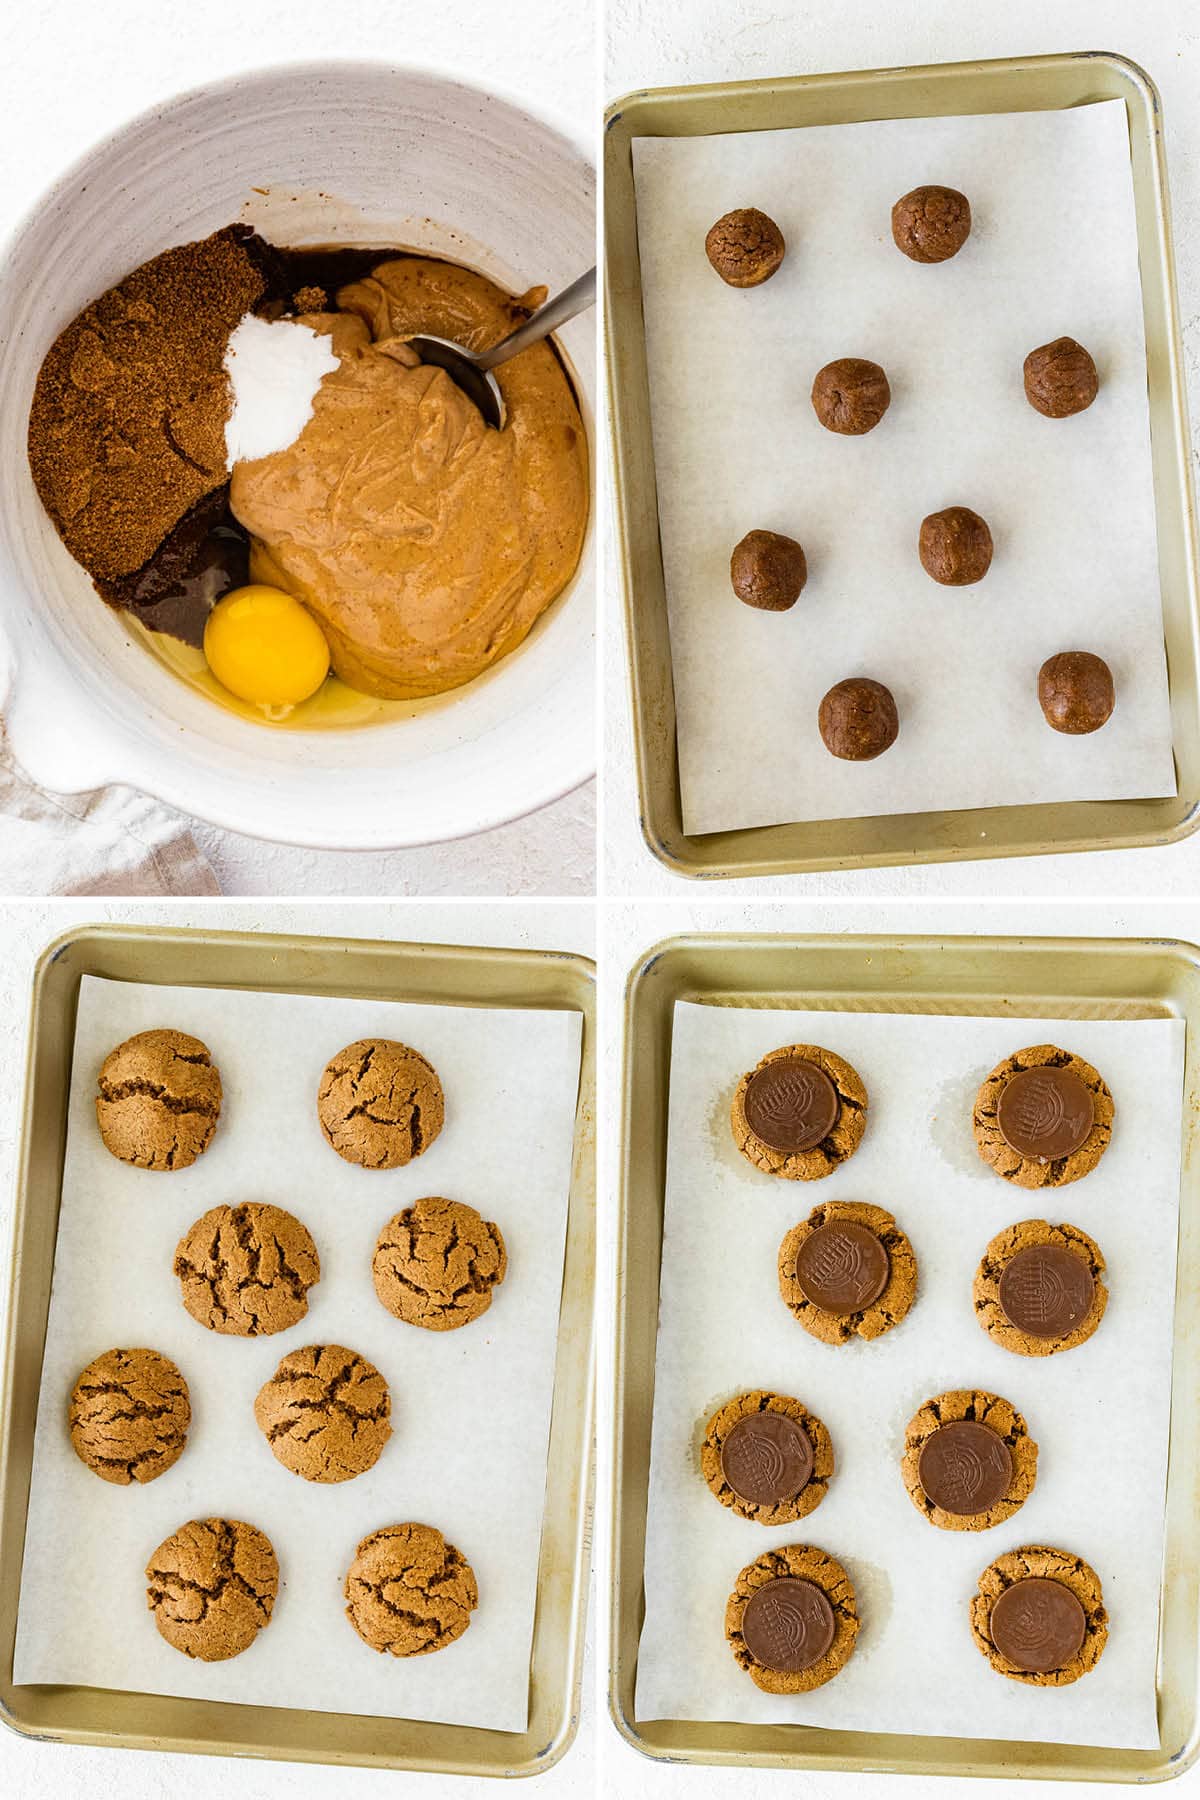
[477,267,596,372]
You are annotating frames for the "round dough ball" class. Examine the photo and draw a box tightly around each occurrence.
[344,1522,478,1656]
[811,359,891,435]
[1023,337,1099,418]
[730,530,807,610]
[95,1028,222,1171]
[919,506,993,585]
[818,678,899,761]
[705,208,786,287]
[1038,651,1115,734]
[317,1038,444,1169]
[891,186,971,262]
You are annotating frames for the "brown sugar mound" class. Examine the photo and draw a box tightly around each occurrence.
[95,1028,222,1171]
[344,1521,478,1656]
[28,225,270,581]
[68,1346,190,1484]
[254,1343,392,1482]
[174,1202,320,1336]
[147,1517,278,1661]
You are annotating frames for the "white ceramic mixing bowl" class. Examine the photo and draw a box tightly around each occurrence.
[0,62,595,849]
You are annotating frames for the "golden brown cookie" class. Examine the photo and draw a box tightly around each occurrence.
[701,1390,833,1525]
[254,1343,391,1482]
[973,1045,1113,1189]
[778,1201,916,1345]
[902,1389,1037,1531]
[317,1038,444,1169]
[68,1346,190,1485]
[344,1522,478,1656]
[174,1202,320,1336]
[974,1220,1107,1357]
[971,1544,1108,1685]
[95,1028,222,1171]
[725,1543,858,1693]
[731,1043,867,1181]
[146,1517,278,1661]
[373,1196,506,1331]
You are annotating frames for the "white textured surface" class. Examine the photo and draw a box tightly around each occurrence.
[604,0,1200,897]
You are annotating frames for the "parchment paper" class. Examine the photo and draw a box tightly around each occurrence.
[632,102,1177,834]
[634,1002,1184,1749]
[14,974,582,1733]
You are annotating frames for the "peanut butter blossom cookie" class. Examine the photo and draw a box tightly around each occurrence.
[68,1346,190,1485]
[317,1037,444,1169]
[373,1195,507,1330]
[973,1044,1113,1189]
[974,1220,1107,1356]
[254,1343,392,1482]
[174,1201,320,1336]
[971,1545,1108,1685]
[146,1517,278,1661]
[701,1390,833,1525]
[344,1522,478,1656]
[902,1389,1037,1531]
[95,1028,222,1170]
[725,1544,858,1693]
[779,1201,916,1345]
[731,1043,866,1181]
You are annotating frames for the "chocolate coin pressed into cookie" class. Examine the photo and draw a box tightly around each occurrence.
[903,1389,1037,1530]
[998,1244,1095,1341]
[989,1577,1087,1674]
[731,1043,867,1181]
[740,1577,835,1673]
[997,1066,1094,1162]
[972,1545,1107,1685]
[702,1391,833,1524]
[721,1411,815,1506]
[974,1046,1112,1189]
[794,1220,889,1316]
[743,1057,839,1154]
[918,1421,1013,1517]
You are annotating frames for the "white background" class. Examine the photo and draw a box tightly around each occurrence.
[0,0,596,897]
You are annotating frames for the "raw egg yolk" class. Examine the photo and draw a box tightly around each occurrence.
[204,585,330,712]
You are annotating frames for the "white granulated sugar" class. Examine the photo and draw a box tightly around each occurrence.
[223,314,338,466]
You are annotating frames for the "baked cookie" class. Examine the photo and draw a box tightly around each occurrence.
[704,208,786,287]
[818,678,899,761]
[373,1196,506,1331]
[1038,652,1115,734]
[891,186,971,262]
[344,1522,478,1656]
[1023,338,1098,418]
[701,1390,833,1525]
[725,1543,858,1693]
[730,529,807,611]
[174,1202,320,1336]
[778,1201,916,1345]
[68,1346,190,1485]
[95,1028,221,1170]
[974,1220,1107,1357]
[973,1045,1113,1189]
[971,1544,1108,1685]
[811,358,891,435]
[731,1043,867,1181]
[146,1517,278,1661]
[317,1038,444,1169]
[254,1343,391,1482]
[902,1389,1037,1531]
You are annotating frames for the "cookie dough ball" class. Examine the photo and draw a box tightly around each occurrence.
[919,506,993,585]
[1038,651,1114,734]
[818,677,898,761]
[974,1220,1107,1357]
[95,1028,221,1171]
[731,1042,867,1180]
[174,1201,321,1336]
[69,1347,190,1485]
[146,1518,278,1661]
[811,358,891,435]
[254,1344,391,1482]
[702,1391,834,1525]
[973,1044,1114,1189]
[345,1522,478,1656]
[779,1201,917,1345]
[373,1196,506,1331]
[725,1544,858,1693]
[1024,337,1098,418]
[891,185,971,262]
[971,1545,1108,1685]
[730,529,807,611]
[317,1038,444,1169]
[705,207,786,287]
[902,1389,1038,1531]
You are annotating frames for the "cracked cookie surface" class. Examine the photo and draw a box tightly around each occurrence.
[146,1517,278,1660]
[373,1196,506,1331]
[902,1388,1038,1531]
[69,1346,190,1484]
[973,1044,1113,1189]
[174,1202,320,1336]
[971,1544,1107,1685]
[344,1521,478,1656]
[95,1028,222,1170]
[254,1343,391,1482]
[731,1043,867,1181]
[974,1219,1107,1356]
[317,1038,444,1169]
[701,1389,833,1525]
[778,1201,916,1344]
[725,1543,859,1693]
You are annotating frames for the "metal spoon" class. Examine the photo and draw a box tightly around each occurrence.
[410,267,595,429]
